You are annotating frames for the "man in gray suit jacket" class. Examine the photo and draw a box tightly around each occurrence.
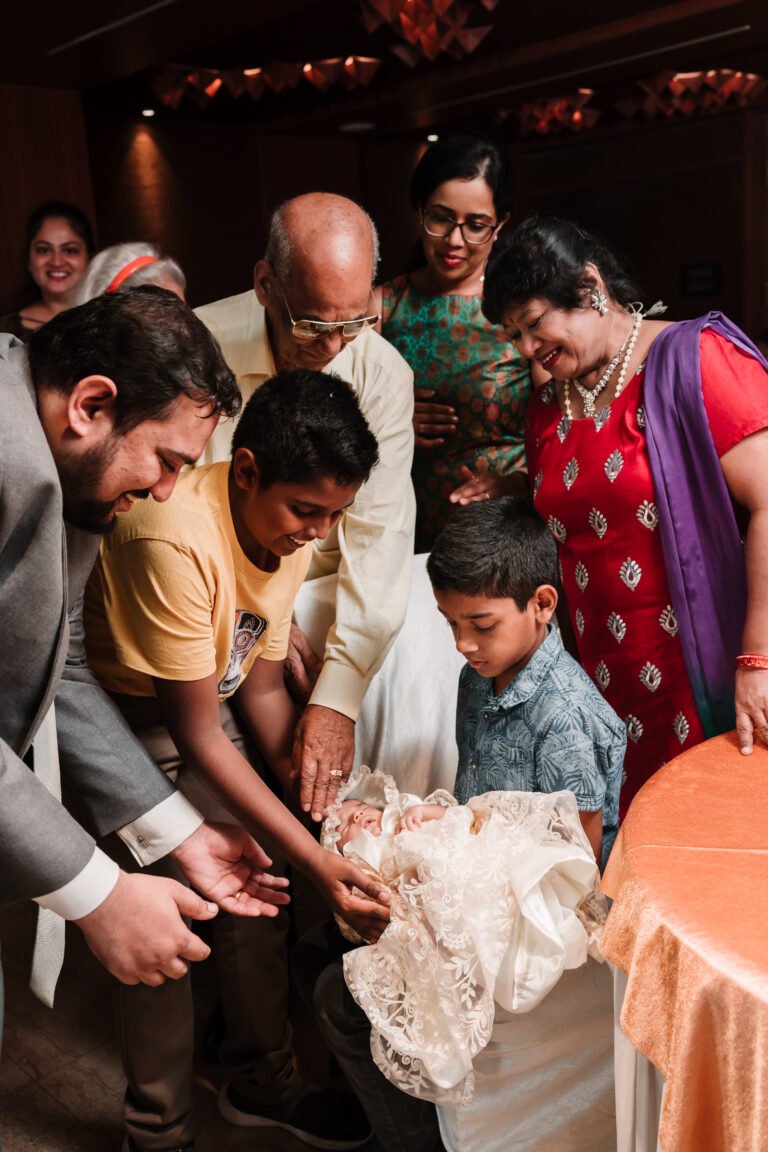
[0,288,298,1093]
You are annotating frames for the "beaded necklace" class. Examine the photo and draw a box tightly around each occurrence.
[563,310,643,421]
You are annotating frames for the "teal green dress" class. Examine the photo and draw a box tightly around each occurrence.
[381,274,532,552]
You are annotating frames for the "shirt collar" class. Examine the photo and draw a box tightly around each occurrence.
[234,295,276,380]
[481,623,563,711]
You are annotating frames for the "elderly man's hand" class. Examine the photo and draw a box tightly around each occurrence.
[294,704,355,822]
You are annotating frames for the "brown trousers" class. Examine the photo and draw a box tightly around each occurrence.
[110,699,298,1151]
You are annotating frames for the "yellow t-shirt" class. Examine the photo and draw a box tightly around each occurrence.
[84,462,311,699]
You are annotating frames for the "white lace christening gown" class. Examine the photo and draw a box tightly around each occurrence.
[341,788,608,1114]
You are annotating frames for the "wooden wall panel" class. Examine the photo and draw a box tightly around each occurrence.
[89,116,367,307]
[0,84,94,314]
[88,116,264,308]
[86,108,768,333]
[513,114,757,330]
[359,137,424,283]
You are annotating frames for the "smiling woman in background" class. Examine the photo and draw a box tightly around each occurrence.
[2,201,94,340]
[374,137,532,552]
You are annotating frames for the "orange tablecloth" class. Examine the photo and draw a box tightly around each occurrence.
[601,733,768,1151]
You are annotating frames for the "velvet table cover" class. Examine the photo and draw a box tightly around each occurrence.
[601,733,768,1151]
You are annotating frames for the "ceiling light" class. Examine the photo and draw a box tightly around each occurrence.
[427,133,439,142]
[141,108,156,117]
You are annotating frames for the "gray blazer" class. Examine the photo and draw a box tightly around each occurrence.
[0,335,176,905]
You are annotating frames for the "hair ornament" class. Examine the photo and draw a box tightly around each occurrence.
[105,255,159,294]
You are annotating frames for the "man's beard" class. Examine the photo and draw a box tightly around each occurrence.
[58,437,146,535]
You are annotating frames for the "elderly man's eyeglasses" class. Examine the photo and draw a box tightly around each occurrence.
[421,209,497,245]
[279,286,379,343]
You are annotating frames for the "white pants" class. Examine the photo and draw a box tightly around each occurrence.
[439,958,616,1152]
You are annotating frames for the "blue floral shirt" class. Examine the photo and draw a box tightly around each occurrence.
[454,625,625,870]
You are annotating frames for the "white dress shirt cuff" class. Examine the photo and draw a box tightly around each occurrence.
[35,847,120,920]
[117,792,205,866]
[310,660,370,722]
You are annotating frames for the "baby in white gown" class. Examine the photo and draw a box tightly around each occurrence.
[322,767,607,1109]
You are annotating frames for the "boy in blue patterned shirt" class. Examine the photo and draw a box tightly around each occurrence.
[427,498,625,870]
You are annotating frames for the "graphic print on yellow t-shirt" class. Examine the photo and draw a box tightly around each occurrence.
[220,610,268,696]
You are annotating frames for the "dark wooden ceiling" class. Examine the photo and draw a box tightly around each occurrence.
[5,0,768,135]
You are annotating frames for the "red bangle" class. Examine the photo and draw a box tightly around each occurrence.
[736,653,768,670]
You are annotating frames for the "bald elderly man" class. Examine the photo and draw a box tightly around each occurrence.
[197,193,415,815]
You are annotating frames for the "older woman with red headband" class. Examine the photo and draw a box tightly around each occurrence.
[76,241,187,302]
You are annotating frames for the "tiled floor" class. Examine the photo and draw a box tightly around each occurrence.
[0,902,372,1152]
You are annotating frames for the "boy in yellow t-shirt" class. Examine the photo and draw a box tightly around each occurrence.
[85,369,380,1152]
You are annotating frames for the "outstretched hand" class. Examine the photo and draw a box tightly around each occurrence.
[172,821,290,917]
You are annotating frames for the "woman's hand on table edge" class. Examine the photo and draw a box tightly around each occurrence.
[735,665,768,754]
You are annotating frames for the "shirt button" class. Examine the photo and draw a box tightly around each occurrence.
[470,761,477,771]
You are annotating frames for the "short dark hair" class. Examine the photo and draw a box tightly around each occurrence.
[27,286,241,431]
[482,214,642,325]
[410,136,511,218]
[427,499,558,611]
[25,200,95,255]
[231,369,379,489]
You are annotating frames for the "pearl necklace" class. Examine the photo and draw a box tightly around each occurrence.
[612,310,643,396]
[563,310,643,421]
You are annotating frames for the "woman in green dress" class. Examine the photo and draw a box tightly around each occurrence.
[374,137,532,552]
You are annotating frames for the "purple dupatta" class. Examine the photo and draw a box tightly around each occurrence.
[643,311,768,737]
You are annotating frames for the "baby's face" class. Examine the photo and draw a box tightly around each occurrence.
[337,799,383,849]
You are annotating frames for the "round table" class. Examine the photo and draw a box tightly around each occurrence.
[601,732,768,1151]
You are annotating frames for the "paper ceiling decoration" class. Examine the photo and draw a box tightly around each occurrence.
[513,89,600,137]
[615,69,766,120]
[152,56,382,109]
[495,69,766,138]
[360,0,498,64]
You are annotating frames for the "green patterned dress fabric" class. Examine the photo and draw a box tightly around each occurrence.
[382,275,532,552]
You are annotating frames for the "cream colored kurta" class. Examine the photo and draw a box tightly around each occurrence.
[195,291,416,721]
